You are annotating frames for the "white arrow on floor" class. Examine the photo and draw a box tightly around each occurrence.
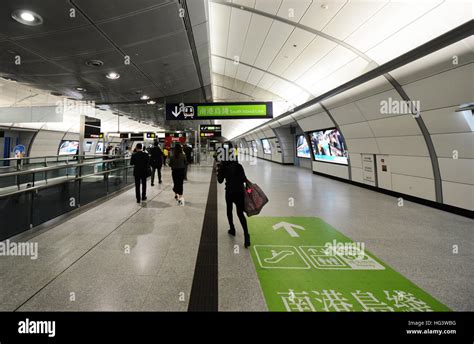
[272,222,305,237]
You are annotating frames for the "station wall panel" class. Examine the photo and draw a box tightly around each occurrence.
[391,174,436,201]
[375,136,429,157]
[438,158,474,185]
[355,89,403,121]
[327,102,366,125]
[345,138,379,154]
[402,63,474,111]
[351,166,363,183]
[431,132,474,159]
[296,112,334,132]
[389,155,434,179]
[421,106,473,134]
[29,130,65,157]
[368,115,421,137]
[312,161,349,180]
[442,180,474,211]
[340,122,374,139]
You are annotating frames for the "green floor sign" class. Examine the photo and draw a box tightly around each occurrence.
[248,217,450,312]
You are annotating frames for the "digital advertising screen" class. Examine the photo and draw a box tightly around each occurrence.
[309,128,348,165]
[84,141,93,152]
[261,139,271,155]
[251,141,257,154]
[58,140,79,155]
[296,134,311,159]
[95,142,104,154]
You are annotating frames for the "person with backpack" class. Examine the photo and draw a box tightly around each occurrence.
[217,142,250,248]
[130,143,150,203]
[148,140,163,186]
[169,143,187,205]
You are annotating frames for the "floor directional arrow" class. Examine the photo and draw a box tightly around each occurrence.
[272,222,305,237]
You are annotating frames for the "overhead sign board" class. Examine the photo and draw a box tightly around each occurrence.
[166,102,273,120]
[199,124,222,138]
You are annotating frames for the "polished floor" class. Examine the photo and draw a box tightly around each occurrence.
[0,157,472,311]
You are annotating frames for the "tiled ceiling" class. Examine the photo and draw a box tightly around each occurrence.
[0,0,213,130]
[209,0,473,139]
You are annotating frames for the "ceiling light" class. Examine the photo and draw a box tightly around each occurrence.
[85,59,104,68]
[140,95,150,100]
[147,100,156,105]
[12,10,43,26]
[106,72,120,80]
[75,87,86,92]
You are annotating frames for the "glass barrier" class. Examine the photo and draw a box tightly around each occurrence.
[0,157,132,241]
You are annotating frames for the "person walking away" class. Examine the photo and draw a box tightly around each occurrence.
[148,140,163,186]
[217,143,250,248]
[169,144,186,205]
[130,143,149,203]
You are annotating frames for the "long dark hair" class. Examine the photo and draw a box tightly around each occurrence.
[173,143,183,157]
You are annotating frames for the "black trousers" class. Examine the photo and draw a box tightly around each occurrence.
[172,168,185,195]
[134,175,147,201]
[151,165,162,184]
[226,191,248,236]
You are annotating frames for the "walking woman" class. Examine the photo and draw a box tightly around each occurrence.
[217,142,250,248]
[169,144,187,205]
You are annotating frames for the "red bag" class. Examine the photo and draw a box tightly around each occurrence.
[244,181,269,216]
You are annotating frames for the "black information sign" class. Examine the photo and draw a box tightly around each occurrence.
[165,102,273,120]
[199,125,222,138]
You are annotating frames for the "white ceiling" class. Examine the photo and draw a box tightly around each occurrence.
[0,78,160,133]
[209,0,473,139]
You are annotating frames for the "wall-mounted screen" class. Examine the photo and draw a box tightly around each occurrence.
[296,134,311,159]
[84,141,93,152]
[58,140,79,155]
[309,128,348,165]
[95,142,104,154]
[261,138,271,155]
[251,141,257,154]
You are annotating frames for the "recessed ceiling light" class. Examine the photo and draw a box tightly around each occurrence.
[106,72,120,80]
[75,87,86,92]
[147,100,156,105]
[140,95,150,100]
[85,59,104,68]
[12,10,43,26]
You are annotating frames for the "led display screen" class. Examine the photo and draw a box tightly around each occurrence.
[296,134,311,159]
[261,139,271,155]
[95,142,104,154]
[309,128,348,165]
[58,140,79,155]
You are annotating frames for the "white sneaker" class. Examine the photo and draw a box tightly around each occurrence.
[178,199,185,206]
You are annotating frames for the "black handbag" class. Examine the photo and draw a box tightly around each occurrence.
[146,164,152,177]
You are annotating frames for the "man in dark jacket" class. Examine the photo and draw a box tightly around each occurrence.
[148,141,163,185]
[130,143,149,203]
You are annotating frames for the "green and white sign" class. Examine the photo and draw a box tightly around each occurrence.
[248,217,450,312]
[166,102,273,120]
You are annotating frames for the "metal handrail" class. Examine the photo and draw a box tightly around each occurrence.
[0,154,110,162]
[0,156,129,178]
[0,164,133,199]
